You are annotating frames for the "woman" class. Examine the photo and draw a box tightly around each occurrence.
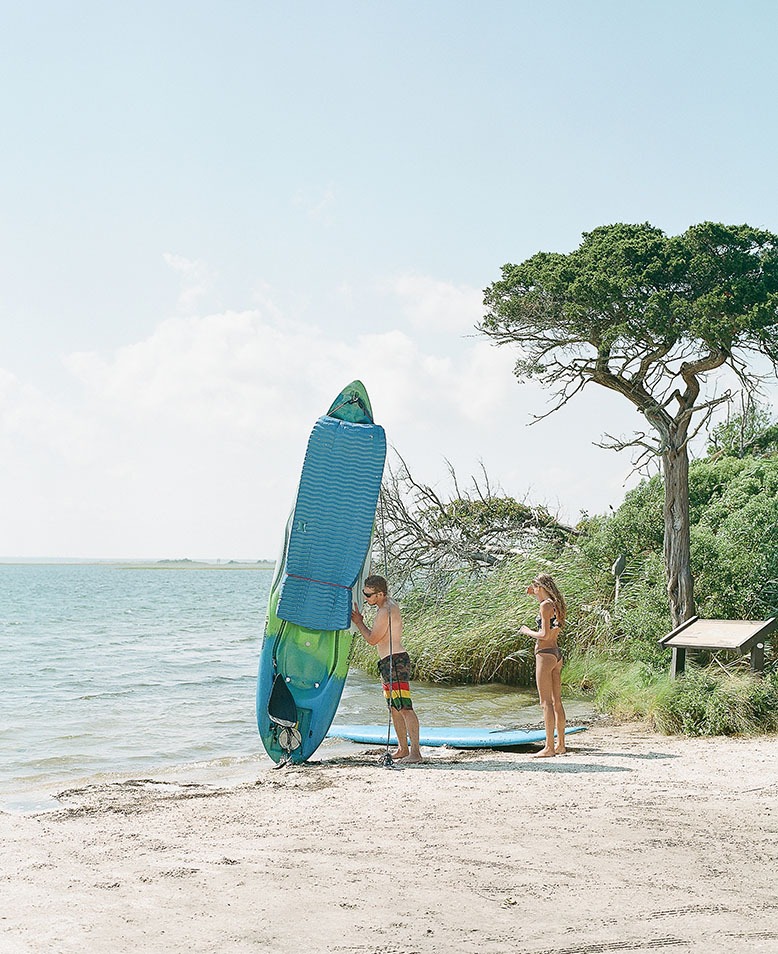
[519,573,567,757]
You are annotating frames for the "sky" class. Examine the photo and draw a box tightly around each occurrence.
[1,1,777,560]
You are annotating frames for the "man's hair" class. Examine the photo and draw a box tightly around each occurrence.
[363,574,388,595]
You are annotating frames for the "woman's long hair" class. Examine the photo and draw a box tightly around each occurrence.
[535,573,567,628]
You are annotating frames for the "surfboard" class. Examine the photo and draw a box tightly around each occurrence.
[326,724,587,749]
[256,381,386,765]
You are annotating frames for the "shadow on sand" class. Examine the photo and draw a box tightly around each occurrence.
[307,748,643,774]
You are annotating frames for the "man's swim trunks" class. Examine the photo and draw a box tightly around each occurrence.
[377,652,413,710]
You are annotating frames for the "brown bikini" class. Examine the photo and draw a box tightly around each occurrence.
[535,615,563,661]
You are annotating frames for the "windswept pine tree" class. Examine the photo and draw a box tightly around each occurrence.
[480,222,778,627]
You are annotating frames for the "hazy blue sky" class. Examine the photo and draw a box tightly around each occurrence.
[2,1,777,558]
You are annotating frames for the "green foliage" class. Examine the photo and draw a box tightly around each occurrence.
[589,662,668,723]
[578,477,664,568]
[481,222,778,626]
[482,221,778,384]
[608,554,672,666]
[376,457,575,595]
[560,652,670,722]
[577,452,778,623]
[674,222,778,350]
[483,223,678,354]
[708,404,778,458]
[652,669,778,736]
[560,651,778,736]
[350,555,535,684]
[689,456,778,618]
[432,496,557,539]
[352,444,778,735]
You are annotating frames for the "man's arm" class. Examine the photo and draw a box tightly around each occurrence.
[351,605,389,646]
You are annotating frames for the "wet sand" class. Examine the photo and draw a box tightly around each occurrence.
[1,723,776,953]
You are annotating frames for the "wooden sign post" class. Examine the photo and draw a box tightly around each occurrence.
[658,617,776,678]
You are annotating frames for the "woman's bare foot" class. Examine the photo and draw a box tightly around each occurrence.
[555,746,567,755]
[392,749,410,760]
[534,747,556,758]
[398,753,424,764]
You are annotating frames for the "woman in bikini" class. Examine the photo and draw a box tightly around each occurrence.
[519,573,567,757]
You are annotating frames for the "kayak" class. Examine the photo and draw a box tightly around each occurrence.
[256,381,386,764]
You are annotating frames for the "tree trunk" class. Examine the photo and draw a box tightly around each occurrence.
[662,443,696,628]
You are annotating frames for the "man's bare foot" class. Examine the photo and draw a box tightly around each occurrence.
[392,749,410,760]
[534,748,556,758]
[555,746,567,755]
[398,753,424,764]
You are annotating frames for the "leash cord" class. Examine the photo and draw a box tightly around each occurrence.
[380,490,396,761]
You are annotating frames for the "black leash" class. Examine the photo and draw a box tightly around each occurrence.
[377,489,398,770]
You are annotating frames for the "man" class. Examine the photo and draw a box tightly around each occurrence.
[351,575,423,763]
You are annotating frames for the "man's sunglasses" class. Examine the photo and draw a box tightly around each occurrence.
[363,590,377,598]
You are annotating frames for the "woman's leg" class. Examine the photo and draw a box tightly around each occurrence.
[535,654,557,757]
[551,658,567,753]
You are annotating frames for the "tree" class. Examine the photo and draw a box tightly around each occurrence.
[480,222,778,627]
[375,453,574,598]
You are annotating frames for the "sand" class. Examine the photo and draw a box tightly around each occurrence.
[1,723,776,954]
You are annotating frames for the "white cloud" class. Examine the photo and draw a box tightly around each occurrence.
[382,273,482,333]
[0,274,645,558]
[0,369,93,462]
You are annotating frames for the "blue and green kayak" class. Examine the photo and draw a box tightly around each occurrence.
[256,381,386,764]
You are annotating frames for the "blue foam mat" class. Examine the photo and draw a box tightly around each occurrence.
[277,415,386,631]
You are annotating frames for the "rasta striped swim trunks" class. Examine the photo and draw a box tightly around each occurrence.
[377,651,413,710]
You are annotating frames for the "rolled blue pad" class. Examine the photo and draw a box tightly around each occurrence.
[276,415,386,631]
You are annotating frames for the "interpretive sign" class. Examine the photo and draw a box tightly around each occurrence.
[659,617,776,677]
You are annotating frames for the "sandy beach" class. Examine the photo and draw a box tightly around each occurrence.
[1,723,776,954]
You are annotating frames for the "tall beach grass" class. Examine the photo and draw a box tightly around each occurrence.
[351,548,778,736]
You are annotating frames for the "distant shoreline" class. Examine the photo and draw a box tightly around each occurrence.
[0,559,275,569]
[126,561,276,570]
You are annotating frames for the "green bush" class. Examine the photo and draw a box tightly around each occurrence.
[350,449,778,735]
[690,457,778,618]
[577,477,664,570]
[578,453,778,623]
[652,668,778,736]
[560,651,778,735]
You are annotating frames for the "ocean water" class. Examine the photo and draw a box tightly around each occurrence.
[0,563,583,813]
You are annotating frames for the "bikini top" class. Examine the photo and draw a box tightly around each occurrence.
[536,614,559,632]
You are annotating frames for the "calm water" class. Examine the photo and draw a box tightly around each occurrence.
[0,563,587,812]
